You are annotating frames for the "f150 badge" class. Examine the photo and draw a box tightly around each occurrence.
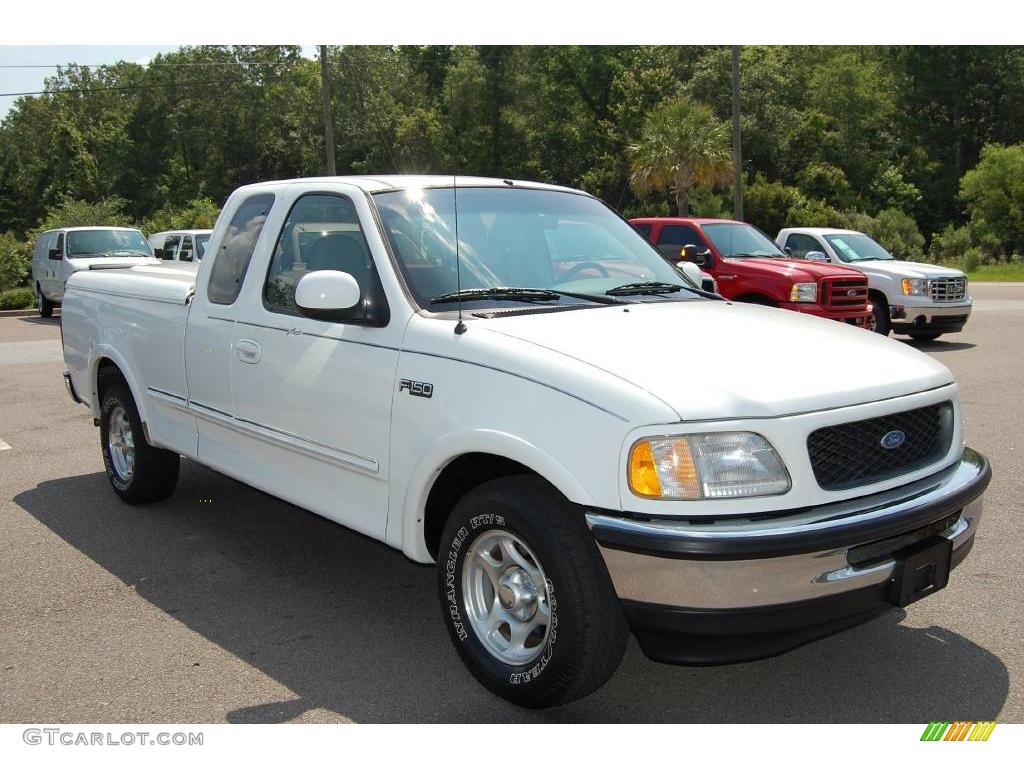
[399,378,434,398]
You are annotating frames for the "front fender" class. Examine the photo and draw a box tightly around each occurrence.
[396,429,595,563]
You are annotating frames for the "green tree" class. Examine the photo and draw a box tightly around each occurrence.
[959,143,1024,258]
[627,95,733,215]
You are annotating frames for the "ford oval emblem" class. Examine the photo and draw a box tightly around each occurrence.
[881,430,906,450]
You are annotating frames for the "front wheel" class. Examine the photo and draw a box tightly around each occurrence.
[438,475,627,708]
[869,299,890,335]
[100,382,180,504]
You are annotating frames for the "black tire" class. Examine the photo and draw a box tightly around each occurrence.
[869,294,890,335]
[909,331,943,342]
[438,475,628,708]
[100,382,179,504]
[37,286,53,318]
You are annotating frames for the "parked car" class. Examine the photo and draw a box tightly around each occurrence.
[31,226,157,317]
[631,217,872,328]
[777,227,972,340]
[147,229,213,262]
[61,176,989,708]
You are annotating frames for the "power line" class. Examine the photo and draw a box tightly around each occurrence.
[0,61,306,69]
[0,73,298,98]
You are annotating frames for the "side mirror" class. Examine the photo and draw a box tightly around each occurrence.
[154,248,167,260]
[48,248,62,261]
[677,261,704,288]
[680,243,710,266]
[295,270,362,318]
[805,250,829,263]
[783,246,793,256]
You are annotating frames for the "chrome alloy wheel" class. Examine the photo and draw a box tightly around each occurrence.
[107,405,135,482]
[462,529,553,665]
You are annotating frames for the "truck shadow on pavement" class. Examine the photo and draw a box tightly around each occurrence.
[15,462,1009,723]
[901,338,976,352]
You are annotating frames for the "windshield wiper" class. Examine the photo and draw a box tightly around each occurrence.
[430,286,625,306]
[430,287,562,305]
[606,281,684,296]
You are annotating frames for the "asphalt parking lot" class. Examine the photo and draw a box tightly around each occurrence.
[1,284,1022,723]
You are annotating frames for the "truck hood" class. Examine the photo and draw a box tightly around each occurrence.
[69,255,160,270]
[847,260,966,279]
[479,300,953,421]
[724,256,862,282]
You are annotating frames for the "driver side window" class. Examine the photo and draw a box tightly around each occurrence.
[785,233,822,258]
[656,225,705,259]
[263,193,378,317]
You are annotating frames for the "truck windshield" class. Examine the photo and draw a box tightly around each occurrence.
[824,233,895,262]
[67,229,151,258]
[373,186,699,308]
[195,234,210,259]
[702,222,784,258]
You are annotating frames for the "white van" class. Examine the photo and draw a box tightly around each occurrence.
[147,230,213,263]
[32,226,157,317]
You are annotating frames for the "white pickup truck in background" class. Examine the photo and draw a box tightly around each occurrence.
[61,176,990,708]
[777,227,973,340]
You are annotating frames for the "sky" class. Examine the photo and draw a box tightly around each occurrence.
[0,45,317,119]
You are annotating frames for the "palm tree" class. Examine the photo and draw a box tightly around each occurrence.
[628,96,734,216]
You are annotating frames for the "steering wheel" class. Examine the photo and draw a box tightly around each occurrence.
[560,261,610,281]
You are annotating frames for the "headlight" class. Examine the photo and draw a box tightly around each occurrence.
[789,282,817,302]
[902,278,929,296]
[628,432,791,500]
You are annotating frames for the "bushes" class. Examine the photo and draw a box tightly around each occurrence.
[0,288,36,310]
[139,198,220,236]
[959,143,1024,259]
[0,232,32,292]
[843,207,926,261]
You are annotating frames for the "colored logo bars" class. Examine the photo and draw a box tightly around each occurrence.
[921,721,997,741]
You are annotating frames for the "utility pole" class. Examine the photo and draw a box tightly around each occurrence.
[319,45,337,176]
[731,45,743,221]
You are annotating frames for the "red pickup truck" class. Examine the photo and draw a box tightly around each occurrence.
[631,217,872,327]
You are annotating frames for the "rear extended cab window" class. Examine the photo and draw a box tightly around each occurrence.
[207,194,275,305]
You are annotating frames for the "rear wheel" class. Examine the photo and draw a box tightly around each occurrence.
[909,331,943,342]
[100,382,179,504]
[37,286,53,318]
[437,475,627,708]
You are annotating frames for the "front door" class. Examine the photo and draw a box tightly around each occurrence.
[228,188,400,540]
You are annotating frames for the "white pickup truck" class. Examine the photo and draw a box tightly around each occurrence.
[777,227,973,340]
[61,176,990,708]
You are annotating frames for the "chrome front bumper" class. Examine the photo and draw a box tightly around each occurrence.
[586,449,990,664]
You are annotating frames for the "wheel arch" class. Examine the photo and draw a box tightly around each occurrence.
[89,348,149,426]
[398,431,595,564]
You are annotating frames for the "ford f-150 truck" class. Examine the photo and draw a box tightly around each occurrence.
[631,217,873,328]
[777,227,972,340]
[61,176,990,708]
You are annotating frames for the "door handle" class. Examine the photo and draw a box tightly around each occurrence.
[236,339,262,364]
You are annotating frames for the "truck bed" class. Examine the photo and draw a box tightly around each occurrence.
[62,263,199,455]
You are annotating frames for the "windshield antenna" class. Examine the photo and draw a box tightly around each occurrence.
[453,173,467,335]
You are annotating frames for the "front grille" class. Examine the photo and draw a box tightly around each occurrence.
[820,276,869,310]
[930,276,967,302]
[807,402,954,491]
